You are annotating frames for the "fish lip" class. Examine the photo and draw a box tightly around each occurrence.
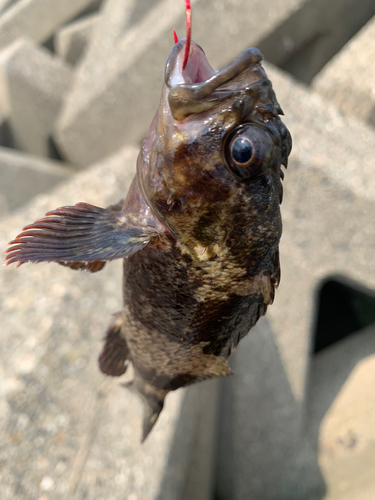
[165,39,216,88]
[166,42,265,121]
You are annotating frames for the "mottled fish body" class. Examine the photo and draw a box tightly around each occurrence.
[6,10,291,441]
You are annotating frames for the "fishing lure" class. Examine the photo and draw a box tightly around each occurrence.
[5,0,291,441]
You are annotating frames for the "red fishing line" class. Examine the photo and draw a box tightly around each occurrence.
[182,0,192,70]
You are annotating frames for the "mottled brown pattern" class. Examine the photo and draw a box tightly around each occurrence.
[130,41,290,439]
[5,38,291,442]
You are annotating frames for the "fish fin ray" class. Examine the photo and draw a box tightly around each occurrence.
[5,202,161,268]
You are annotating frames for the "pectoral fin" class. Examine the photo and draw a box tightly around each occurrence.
[5,201,161,268]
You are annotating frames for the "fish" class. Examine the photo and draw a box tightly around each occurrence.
[5,0,291,442]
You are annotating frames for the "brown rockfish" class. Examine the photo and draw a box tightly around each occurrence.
[5,2,291,441]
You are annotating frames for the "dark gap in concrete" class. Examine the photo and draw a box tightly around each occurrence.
[44,0,103,50]
[313,277,375,353]
[0,119,16,149]
[42,34,55,54]
[0,0,21,16]
[211,376,230,500]
[70,0,104,23]
[257,0,375,84]
[47,135,65,162]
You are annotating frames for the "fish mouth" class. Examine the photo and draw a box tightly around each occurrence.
[165,40,217,87]
[165,40,266,120]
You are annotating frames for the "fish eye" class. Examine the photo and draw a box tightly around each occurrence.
[224,124,274,182]
[231,137,253,164]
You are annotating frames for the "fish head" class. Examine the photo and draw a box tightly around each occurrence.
[138,39,292,263]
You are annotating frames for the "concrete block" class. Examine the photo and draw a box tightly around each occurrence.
[0,0,96,50]
[306,323,375,500]
[0,38,73,158]
[55,0,305,166]
[0,145,219,500]
[214,64,375,499]
[0,0,17,14]
[216,319,326,500]
[257,0,375,85]
[312,15,375,127]
[55,13,99,66]
[263,62,375,398]
[53,0,150,68]
[0,146,72,217]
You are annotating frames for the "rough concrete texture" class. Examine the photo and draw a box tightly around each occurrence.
[55,0,306,166]
[0,38,72,158]
[0,146,73,217]
[214,64,375,499]
[0,145,218,500]
[55,14,99,66]
[312,15,375,127]
[0,0,96,50]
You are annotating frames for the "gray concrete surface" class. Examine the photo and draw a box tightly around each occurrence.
[0,145,218,500]
[55,0,305,166]
[0,0,17,14]
[312,15,375,127]
[0,38,72,158]
[216,318,326,500]
[0,1,374,498]
[306,323,375,500]
[55,14,98,66]
[214,64,375,500]
[257,0,375,84]
[0,0,95,50]
[0,146,73,217]
[259,62,375,400]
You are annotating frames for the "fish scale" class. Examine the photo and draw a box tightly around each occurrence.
[5,2,291,442]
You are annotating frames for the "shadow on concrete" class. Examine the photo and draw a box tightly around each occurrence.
[0,119,16,149]
[305,298,375,460]
[213,317,327,500]
[257,0,375,84]
[313,275,375,353]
